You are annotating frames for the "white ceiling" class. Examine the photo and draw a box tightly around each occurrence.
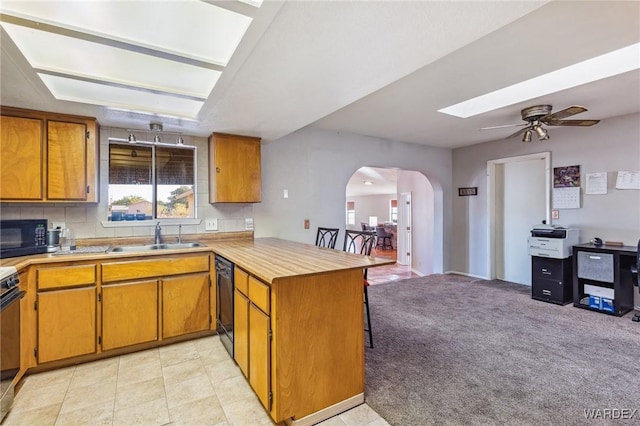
[1,0,639,151]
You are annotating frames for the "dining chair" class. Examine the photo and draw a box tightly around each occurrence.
[375,226,393,250]
[315,227,340,249]
[343,229,376,348]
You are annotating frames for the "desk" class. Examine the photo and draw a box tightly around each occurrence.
[572,243,638,316]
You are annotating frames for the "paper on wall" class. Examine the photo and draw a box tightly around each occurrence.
[585,172,607,194]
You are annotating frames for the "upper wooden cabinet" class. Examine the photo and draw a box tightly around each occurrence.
[0,106,99,203]
[208,132,261,203]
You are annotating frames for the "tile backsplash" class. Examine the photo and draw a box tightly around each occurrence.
[0,126,254,240]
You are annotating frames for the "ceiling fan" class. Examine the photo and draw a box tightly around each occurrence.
[482,105,600,142]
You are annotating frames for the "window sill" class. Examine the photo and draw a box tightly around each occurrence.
[101,219,202,228]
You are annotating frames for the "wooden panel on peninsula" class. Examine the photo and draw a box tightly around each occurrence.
[210,238,393,425]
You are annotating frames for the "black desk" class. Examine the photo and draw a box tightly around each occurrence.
[572,243,638,316]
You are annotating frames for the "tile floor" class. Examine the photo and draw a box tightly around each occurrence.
[3,335,389,426]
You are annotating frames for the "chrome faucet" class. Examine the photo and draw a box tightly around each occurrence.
[177,224,182,243]
[154,222,162,244]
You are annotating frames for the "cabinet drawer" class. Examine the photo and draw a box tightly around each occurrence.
[38,264,96,290]
[102,255,209,283]
[577,252,614,283]
[532,257,564,281]
[235,267,249,297]
[248,276,270,314]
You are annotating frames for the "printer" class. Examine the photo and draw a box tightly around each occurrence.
[527,225,579,259]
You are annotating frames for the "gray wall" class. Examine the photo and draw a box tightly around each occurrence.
[254,127,452,273]
[451,113,640,278]
[349,193,396,228]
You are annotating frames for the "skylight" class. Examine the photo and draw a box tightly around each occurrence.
[438,42,640,118]
[0,0,258,118]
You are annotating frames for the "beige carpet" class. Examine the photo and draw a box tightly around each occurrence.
[364,274,640,425]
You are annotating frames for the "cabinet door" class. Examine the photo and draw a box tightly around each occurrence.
[37,287,96,363]
[162,273,210,339]
[209,133,261,203]
[234,289,249,377]
[0,115,43,200]
[47,120,87,200]
[102,280,158,350]
[249,304,271,411]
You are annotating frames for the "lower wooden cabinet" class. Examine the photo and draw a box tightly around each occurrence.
[234,267,272,411]
[37,287,97,363]
[101,280,158,351]
[35,263,98,364]
[234,289,249,377]
[162,273,210,339]
[29,253,212,366]
[249,303,271,410]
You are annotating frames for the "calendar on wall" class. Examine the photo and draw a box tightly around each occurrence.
[553,187,581,209]
[553,165,581,209]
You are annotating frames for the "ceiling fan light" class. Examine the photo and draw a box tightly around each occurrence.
[522,129,532,143]
[534,125,549,141]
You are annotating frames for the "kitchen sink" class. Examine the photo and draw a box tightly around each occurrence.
[110,242,205,252]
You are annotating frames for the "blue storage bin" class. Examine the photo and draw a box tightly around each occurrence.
[588,295,601,309]
[600,297,614,313]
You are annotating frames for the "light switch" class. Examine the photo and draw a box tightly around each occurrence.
[205,218,218,231]
[283,189,289,198]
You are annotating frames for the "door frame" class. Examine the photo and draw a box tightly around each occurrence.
[486,152,551,280]
[397,191,412,266]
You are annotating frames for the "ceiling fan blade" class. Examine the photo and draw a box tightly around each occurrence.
[505,126,530,139]
[541,105,587,121]
[544,119,600,126]
[480,123,527,130]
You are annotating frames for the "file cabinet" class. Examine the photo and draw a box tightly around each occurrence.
[531,256,573,305]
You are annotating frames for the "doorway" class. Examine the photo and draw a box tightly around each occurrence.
[487,152,550,285]
[346,166,439,282]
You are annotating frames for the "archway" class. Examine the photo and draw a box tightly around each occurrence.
[345,166,440,278]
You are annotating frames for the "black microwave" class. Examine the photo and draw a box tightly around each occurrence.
[0,219,48,259]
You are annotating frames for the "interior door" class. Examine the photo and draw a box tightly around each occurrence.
[498,158,547,285]
[397,192,412,266]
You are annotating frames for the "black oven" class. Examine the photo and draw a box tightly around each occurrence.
[0,219,48,259]
[1,267,24,421]
[215,255,234,357]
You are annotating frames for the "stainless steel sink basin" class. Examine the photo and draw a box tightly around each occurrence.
[110,242,205,252]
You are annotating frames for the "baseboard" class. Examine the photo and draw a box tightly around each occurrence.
[410,268,424,276]
[285,393,364,426]
[445,270,490,280]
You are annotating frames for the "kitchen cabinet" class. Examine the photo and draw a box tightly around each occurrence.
[0,107,99,203]
[35,264,97,364]
[162,273,210,339]
[0,115,43,200]
[101,280,158,350]
[102,253,211,343]
[208,132,261,203]
[233,267,273,412]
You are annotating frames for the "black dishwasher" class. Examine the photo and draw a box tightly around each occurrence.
[215,255,234,357]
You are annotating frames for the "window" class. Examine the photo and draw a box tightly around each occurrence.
[346,201,355,225]
[108,141,196,220]
[390,199,398,223]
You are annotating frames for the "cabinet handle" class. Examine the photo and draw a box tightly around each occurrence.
[589,256,601,260]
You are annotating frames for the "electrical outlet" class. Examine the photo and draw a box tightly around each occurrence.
[245,218,254,230]
[52,222,65,230]
[304,219,310,229]
[205,218,218,231]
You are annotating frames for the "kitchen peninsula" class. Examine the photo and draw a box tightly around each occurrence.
[2,236,393,426]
